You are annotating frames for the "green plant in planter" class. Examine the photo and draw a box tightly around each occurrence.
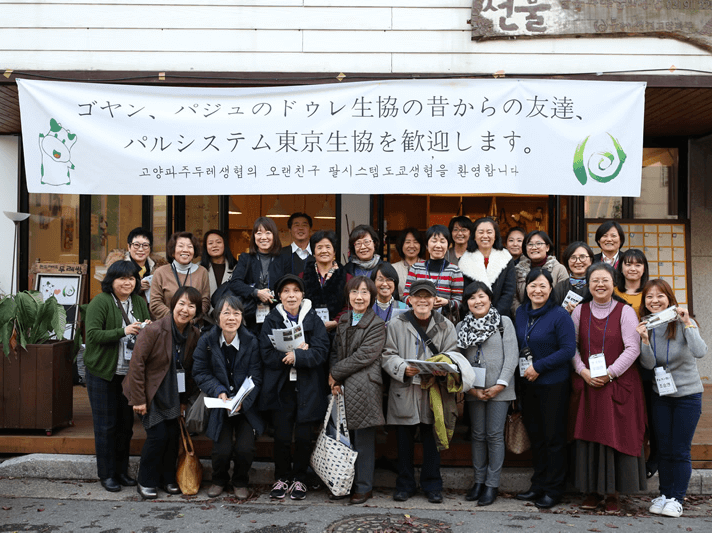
[0,290,67,356]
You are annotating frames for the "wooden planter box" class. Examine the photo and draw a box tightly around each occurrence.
[0,340,74,434]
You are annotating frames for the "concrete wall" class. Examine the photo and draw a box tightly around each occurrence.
[1,0,711,75]
[0,135,20,296]
[688,136,712,381]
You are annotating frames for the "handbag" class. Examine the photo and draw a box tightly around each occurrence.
[176,416,203,495]
[505,402,531,455]
[310,394,358,497]
[184,391,208,435]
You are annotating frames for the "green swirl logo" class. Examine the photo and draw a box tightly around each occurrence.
[573,133,627,185]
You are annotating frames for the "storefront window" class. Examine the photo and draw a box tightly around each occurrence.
[88,196,143,298]
[152,196,168,259]
[584,196,623,219]
[186,195,220,252]
[227,195,336,256]
[636,148,679,219]
[28,193,80,275]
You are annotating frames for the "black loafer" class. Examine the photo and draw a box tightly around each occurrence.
[535,494,560,509]
[393,490,414,502]
[516,489,543,501]
[100,478,121,493]
[118,473,137,487]
[137,483,157,499]
[426,491,443,504]
[477,486,498,506]
[466,483,484,502]
[163,483,181,495]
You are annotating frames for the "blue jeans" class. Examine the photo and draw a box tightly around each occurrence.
[652,392,702,500]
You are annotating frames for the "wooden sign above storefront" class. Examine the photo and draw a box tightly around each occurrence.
[471,0,712,53]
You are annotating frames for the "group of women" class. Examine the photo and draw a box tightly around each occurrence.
[81,216,706,517]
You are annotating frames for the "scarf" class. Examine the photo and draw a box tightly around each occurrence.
[457,307,501,349]
[171,317,189,365]
[350,254,381,271]
[315,261,337,286]
[352,312,364,325]
[569,276,587,289]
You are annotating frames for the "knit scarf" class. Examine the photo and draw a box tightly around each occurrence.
[457,307,501,349]
[569,276,587,289]
[349,254,381,271]
[171,317,189,365]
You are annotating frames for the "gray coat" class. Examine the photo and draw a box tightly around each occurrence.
[330,308,387,430]
[456,315,518,402]
[381,311,458,425]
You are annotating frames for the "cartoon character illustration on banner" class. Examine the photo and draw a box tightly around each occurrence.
[39,118,77,186]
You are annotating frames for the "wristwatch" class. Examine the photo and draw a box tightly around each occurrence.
[607,371,614,382]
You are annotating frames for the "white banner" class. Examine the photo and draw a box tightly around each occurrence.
[17,78,645,197]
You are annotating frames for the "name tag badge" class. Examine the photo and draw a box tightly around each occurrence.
[412,374,421,386]
[177,370,186,393]
[519,357,532,377]
[256,304,270,324]
[123,346,132,362]
[289,367,298,381]
[472,366,486,389]
[654,367,678,396]
[316,307,330,323]
[588,353,608,378]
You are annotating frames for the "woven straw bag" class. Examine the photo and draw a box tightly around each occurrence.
[310,394,358,497]
[176,416,203,495]
[505,406,531,455]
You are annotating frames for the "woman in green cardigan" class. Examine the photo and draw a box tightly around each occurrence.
[84,260,151,493]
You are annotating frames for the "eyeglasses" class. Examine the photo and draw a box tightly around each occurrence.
[354,239,373,249]
[220,310,242,318]
[350,289,370,296]
[570,255,591,263]
[527,242,547,249]
[452,228,469,234]
[130,242,150,250]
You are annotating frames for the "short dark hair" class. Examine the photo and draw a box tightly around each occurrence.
[463,280,494,303]
[561,241,594,274]
[170,286,203,315]
[288,212,313,229]
[522,268,554,307]
[348,225,379,257]
[595,220,626,249]
[616,248,649,294]
[505,227,526,242]
[472,217,504,250]
[395,227,424,260]
[101,260,141,295]
[166,231,201,262]
[309,230,338,255]
[213,294,245,325]
[640,279,679,340]
[580,263,626,306]
[345,275,377,308]
[448,216,473,237]
[523,230,553,259]
[425,224,452,247]
[371,262,402,301]
[249,217,282,256]
[200,229,237,270]
[127,227,153,247]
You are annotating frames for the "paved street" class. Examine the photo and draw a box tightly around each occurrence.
[1,478,711,533]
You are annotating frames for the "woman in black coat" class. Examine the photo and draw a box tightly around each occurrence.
[302,230,346,334]
[228,217,286,333]
[192,294,263,500]
[259,274,330,501]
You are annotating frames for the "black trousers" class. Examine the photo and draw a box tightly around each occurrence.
[138,418,179,488]
[211,415,256,488]
[272,408,313,483]
[521,380,570,499]
[85,371,134,480]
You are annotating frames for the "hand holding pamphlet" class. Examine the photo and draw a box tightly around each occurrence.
[203,376,255,416]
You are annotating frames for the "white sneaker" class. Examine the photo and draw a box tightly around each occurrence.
[661,498,683,518]
[649,495,666,514]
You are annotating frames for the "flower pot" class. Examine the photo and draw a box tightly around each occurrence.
[0,339,74,434]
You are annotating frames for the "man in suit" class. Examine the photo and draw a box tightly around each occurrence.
[281,212,312,276]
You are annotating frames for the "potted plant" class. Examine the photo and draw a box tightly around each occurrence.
[0,290,74,433]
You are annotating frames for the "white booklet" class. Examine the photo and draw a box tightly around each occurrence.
[405,359,459,374]
[561,290,584,309]
[268,324,305,352]
[203,376,255,416]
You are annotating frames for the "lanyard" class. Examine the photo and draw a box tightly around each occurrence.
[587,301,613,357]
[172,264,190,288]
[651,329,671,369]
[474,344,483,364]
[524,316,541,348]
[112,295,133,327]
[424,259,446,293]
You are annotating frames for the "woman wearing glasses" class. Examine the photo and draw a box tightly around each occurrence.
[125,227,162,300]
[343,225,383,281]
[553,242,595,313]
[445,216,474,267]
[512,230,568,314]
[370,263,408,324]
